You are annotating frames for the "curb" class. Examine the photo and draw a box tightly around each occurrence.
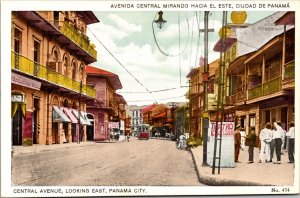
[189,149,272,186]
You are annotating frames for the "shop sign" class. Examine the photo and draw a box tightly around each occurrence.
[12,94,24,102]
[12,72,41,90]
[207,121,235,168]
[108,122,119,129]
[225,113,235,122]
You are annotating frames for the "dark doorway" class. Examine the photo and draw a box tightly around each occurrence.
[12,107,23,145]
[52,122,58,144]
[33,98,39,144]
[87,122,94,141]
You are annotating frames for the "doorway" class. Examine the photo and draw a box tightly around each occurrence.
[12,107,23,145]
[33,98,39,144]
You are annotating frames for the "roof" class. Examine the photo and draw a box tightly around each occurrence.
[186,67,201,78]
[76,11,100,25]
[86,66,122,90]
[114,93,127,105]
[141,104,158,114]
[153,112,166,119]
[275,11,295,25]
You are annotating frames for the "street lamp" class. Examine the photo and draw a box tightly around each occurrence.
[153,11,167,29]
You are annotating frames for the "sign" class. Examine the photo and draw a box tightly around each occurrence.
[207,94,217,111]
[11,94,24,102]
[120,120,125,130]
[108,122,119,129]
[12,72,41,90]
[207,122,235,168]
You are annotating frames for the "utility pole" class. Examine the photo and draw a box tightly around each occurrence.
[201,11,214,166]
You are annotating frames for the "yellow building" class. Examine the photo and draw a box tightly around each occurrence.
[11,11,99,146]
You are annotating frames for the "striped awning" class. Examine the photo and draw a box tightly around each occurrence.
[59,107,78,124]
[53,106,71,123]
[72,109,88,125]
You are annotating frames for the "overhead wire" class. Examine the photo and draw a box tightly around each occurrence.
[87,27,158,103]
[189,12,195,70]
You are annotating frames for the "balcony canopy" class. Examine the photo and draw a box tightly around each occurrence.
[15,11,97,64]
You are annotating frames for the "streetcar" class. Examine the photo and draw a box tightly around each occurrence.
[137,124,150,140]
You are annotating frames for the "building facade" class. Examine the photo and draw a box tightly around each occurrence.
[86,66,124,141]
[11,11,99,146]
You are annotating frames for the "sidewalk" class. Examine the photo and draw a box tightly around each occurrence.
[12,136,127,156]
[190,146,295,186]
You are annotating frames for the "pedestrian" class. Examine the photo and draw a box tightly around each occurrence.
[259,122,272,163]
[177,134,185,149]
[286,121,295,163]
[234,124,241,163]
[273,121,284,164]
[240,128,246,151]
[247,127,256,164]
[278,122,286,154]
[269,125,276,162]
[127,133,130,142]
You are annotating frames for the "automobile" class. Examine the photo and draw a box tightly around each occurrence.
[137,124,150,140]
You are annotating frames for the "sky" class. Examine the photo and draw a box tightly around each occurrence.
[86,11,276,106]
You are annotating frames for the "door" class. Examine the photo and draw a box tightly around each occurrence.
[12,107,23,145]
[52,122,58,144]
[33,98,39,144]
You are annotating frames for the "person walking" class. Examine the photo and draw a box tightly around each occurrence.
[127,133,130,142]
[259,123,272,163]
[286,122,295,163]
[234,124,241,163]
[247,127,256,164]
[269,125,276,162]
[273,121,284,164]
[240,128,246,151]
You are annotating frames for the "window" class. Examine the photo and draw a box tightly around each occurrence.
[72,62,77,80]
[63,56,69,76]
[14,28,22,54]
[79,64,84,80]
[33,40,40,63]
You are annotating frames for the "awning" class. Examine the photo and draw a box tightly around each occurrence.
[53,106,71,123]
[72,109,88,125]
[59,107,78,123]
[80,111,92,126]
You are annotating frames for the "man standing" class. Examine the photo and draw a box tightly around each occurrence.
[273,121,284,164]
[286,122,295,163]
[259,123,272,163]
[247,127,256,164]
[234,124,241,163]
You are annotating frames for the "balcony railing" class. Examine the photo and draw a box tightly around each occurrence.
[11,52,96,98]
[60,21,97,60]
[284,60,295,80]
[248,77,281,100]
[226,90,246,105]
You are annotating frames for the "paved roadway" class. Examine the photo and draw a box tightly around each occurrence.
[12,138,203,186]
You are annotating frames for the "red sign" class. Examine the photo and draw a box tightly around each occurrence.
[210,122,235,136]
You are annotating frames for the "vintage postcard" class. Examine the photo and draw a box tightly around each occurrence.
[1,0,299,197]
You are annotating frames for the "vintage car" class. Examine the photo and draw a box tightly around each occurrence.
[137,124,150,140]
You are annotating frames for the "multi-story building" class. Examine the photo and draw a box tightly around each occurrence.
[11,11,99,146]
[214,11,294,136]
[174,104,189,139]
[130,107,144,133]
[86,66,124,141]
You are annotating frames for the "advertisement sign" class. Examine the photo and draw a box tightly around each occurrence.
[108,122,119,129]
[207,122,235,167]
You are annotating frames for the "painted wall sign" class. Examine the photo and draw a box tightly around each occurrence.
[108,122,119,129]
[207,122,235,168]
[12,72,41,90]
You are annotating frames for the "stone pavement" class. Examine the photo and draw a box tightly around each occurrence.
[190,146,295,186]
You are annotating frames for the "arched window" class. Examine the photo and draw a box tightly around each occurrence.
[79,64,84,81]
[63,55,69,76]
[72,61,77,80]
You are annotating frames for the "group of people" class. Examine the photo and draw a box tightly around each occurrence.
[234,121,295,164]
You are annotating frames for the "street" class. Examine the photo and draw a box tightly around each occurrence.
[12,138,203,186]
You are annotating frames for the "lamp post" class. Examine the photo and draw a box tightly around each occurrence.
[153,11,167,29]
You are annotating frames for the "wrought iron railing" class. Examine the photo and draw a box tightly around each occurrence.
[248,77,281,100]
[284,60,295,79]
[11,52,96,98]
[60,21,97,59]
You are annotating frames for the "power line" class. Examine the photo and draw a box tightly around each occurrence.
[126,95,186,103]
[118,86,188,94]
[87,27,158,103]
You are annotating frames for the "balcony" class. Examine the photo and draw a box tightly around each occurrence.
[226,90,246,105]
[11,52,96,98]
[248,77,281,100]
[282,60,294,89]
[60,21,97,60]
